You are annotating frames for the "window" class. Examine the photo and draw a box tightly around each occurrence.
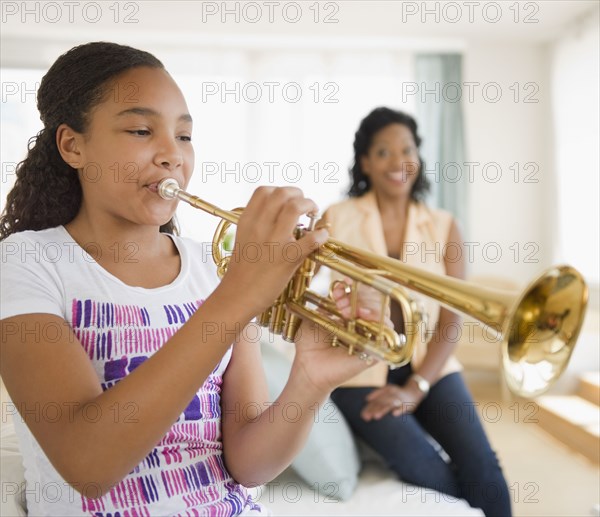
[1,48,415,247]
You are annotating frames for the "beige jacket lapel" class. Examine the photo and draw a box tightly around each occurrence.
[355,191,389,256]
[356,191,432,260]
[402,202,432,262]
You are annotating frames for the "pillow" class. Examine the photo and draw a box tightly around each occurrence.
[260,339,360,501]
[0,421,27,516]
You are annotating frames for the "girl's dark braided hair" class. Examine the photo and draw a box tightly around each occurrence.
[0,41,177,240]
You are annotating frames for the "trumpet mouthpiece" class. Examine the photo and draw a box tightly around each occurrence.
[158,178,180,200]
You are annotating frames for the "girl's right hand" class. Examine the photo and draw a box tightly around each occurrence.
[217,186,328,314]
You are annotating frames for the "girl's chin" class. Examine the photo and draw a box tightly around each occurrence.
[137,210,176,228]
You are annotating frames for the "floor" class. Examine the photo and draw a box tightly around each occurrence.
[465,372,600,517]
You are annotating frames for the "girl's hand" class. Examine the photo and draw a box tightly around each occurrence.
[289,320,371,397]
[330,279,392,322]
[290,280,394,396]
[218,186,328,315]
[330,279,425,420]
[360,383,425,421]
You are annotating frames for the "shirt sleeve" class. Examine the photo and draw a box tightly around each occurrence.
[0,233,65,320]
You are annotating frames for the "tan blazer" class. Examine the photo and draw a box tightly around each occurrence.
[323,191,462,387]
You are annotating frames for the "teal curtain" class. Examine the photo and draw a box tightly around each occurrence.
[415,54,468,236]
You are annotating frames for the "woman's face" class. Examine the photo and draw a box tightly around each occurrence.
[72,66,194,228]
[360,123,420,200]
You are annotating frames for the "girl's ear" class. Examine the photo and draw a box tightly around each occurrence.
[56,124,84,169]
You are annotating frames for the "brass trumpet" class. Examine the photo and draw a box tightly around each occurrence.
[158,179,588,397]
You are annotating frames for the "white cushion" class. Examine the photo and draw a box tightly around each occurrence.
[1,421,27,516]
[257,463,484,516]
[260,340,361,501]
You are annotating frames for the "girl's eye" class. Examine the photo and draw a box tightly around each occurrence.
[376,149,388,157]
[178,135,192,142]
[127,129,150,136]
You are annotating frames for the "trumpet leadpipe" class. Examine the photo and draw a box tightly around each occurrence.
[158,178,239,225]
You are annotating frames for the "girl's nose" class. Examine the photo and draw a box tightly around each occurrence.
[154,137,183,170]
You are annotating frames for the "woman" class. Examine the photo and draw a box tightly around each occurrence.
[323,107,511,517]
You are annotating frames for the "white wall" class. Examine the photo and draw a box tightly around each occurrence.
[463,42,554,285]
[547,9,600,391]
[551,11,600,286]
[461,30,599,391]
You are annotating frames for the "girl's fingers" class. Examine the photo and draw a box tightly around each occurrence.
[243,186,316,240]
[243,186,277,223]
[246,186,301,225]
[295,227,328,260]
[331,278,353,298]
[358,307,373,317]
[240,186,329,266]
[335,296,384,321]
[272,196,320,238]
[331,286,347,300]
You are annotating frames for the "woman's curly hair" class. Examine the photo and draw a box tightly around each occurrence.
[348,107,430,200]
[0,41,177,240]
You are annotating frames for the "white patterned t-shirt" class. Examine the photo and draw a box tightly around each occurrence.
[0,226,267,516]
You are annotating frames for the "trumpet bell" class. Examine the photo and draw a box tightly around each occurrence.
[503,265,588,397]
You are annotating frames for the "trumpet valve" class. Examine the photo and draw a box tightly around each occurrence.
[307,212,320,231]
[258,308,272,328]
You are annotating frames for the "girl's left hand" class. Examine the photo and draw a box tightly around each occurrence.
[290,280,394,396]
[360,383,425,421]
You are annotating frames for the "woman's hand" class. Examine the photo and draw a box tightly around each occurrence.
[360,382,425,421]
[290,280,394,396]
[218,186,328,315]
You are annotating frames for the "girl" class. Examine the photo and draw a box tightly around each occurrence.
[0,42,377,516]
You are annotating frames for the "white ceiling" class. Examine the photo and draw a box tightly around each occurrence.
[1,1,598,67]
[2,1,597,40]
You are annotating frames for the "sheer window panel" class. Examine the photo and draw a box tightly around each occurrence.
[1,49,415,248]
[0,69,44,214]
[174,72,254,243]
[248,50,415,209]
[174,49,414,244]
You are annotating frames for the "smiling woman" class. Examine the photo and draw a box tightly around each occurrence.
[322,107,512,517]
